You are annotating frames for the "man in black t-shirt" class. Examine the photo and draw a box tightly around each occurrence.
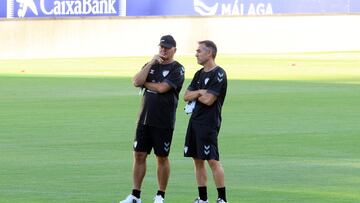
[184,41,228,203]
[120,35,184,203]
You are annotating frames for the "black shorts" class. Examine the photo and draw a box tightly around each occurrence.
[184,120,220,160]
[134,124,174,157]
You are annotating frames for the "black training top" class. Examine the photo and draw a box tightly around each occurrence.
[188,66,227,128]
[137,61,185,129]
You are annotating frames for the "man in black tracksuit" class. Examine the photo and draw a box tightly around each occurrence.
[184,40,228,203]
[120,35,184,203]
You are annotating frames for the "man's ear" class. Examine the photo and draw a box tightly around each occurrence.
[207,49,213,58]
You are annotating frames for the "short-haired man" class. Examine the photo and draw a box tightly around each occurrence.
[184,40,228,203]
[120,35,185,203]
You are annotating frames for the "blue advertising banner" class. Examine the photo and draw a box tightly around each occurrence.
[350,1,360,13]
[127,0,360,16]
[0,0,7,18]
[1,0,126,18]
[1,0,360,19]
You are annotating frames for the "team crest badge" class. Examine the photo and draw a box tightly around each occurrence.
[162,70,170,77]
[204,77,210,85]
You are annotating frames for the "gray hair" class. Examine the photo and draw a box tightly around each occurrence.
[198,40,217,59]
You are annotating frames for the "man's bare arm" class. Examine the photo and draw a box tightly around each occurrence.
[198,90,217,106]
[132,54,164,87]
[144,82,171,94]
[184,89,217,105]
[184,90,201,102]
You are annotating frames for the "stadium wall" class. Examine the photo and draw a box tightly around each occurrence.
[0,15,360,59]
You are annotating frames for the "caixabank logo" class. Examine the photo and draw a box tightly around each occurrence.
[6,0,126,18]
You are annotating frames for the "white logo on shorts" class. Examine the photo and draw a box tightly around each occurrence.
[184,146,188,154]
[204,145,210,155]
[133,141,138,148]
[164,142,170,152]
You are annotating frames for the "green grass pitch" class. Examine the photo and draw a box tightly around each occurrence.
[1,52,360,202]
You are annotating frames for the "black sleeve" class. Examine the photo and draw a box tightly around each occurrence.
[207,69,227,96]
[163,65,185,90]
